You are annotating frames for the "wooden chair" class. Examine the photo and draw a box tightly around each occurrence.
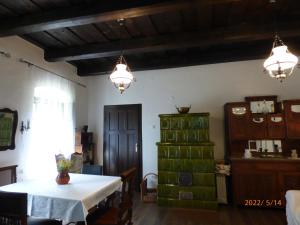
[69,153,83,173]
[0,191,27,225]
[86,167,137,225]
[0,191,62,225]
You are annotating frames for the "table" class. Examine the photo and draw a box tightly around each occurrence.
[0,173,122,224]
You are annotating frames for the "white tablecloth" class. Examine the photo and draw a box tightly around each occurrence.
[286,190,300,225]
[0,173,122,224]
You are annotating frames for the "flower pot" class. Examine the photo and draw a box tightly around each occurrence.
[56,171,70,185]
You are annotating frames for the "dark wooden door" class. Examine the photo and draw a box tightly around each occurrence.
[103,104,142,189]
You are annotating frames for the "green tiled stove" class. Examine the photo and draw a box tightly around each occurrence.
[157,113,217,209]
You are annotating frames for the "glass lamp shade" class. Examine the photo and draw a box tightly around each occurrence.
[110,63,134,94]
[264,45,298,81]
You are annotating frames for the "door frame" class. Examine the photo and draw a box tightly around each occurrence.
[103,104,143,189]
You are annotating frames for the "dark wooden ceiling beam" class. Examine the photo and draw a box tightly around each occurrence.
[77,37,300,76]
[0,0,240,37]
[76,42,272,76]
[45,21,300,62]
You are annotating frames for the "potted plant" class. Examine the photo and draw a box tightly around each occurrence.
[56,158,72,185]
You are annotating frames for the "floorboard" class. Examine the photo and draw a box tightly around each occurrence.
[133,196,287,225]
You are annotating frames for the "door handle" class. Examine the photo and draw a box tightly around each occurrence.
[135,143,138,153]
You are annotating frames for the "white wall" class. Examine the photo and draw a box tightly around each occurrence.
[0,36,88,179]
[87,59,300,176]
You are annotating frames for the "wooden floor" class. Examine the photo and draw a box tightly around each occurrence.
[133,197,287,225]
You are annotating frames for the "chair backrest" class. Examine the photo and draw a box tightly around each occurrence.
[0,191,27,225]
[120,167,136,199]
[118,167,137,225]
[69,153,83,173]
[81,164,102,175]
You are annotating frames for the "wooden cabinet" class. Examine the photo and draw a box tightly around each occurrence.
[231,159,300,207]
[248,114,268,139]
[75,131,94,164]
[225,103,287,141]
[225,102,250,140]
[284,100,300,139]
[226,97,300,208]
[234,172,279,204]
[267,113,285,139]
[248,113,285,139]
[226,97,300,146]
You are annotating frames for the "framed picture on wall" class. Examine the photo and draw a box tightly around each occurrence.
[0,108,18,151]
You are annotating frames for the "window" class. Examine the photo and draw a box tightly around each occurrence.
[25,81,75,179]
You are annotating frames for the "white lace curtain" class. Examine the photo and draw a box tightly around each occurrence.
[24,67,75,179]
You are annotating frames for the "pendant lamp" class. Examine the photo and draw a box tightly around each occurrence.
[263,35,298,82]
[110,55,135,94]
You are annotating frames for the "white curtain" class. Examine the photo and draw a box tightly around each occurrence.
[24,67,75,180]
